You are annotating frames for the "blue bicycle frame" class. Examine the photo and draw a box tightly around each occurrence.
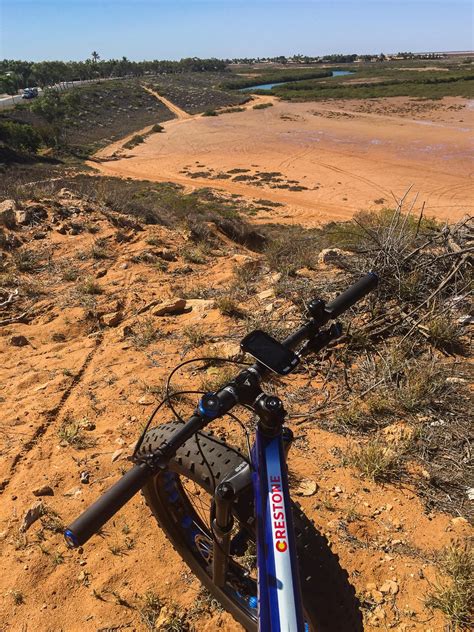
[64,272,378,631]
[252,427,305,631]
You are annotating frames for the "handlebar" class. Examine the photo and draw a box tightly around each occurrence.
[64,272,378,548]
[325,271,378,319]
[64,461,152,548]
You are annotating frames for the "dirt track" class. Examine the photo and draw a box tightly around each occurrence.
[143,86,191,120]
[92,94,473,226]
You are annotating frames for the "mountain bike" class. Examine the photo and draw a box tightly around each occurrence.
[64,272,378,631]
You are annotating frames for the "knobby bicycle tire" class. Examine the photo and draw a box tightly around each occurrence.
[138,422,363,632]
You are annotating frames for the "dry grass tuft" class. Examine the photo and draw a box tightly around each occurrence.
[57,416,95,449]
[346,438,402,482]
[216,295,244,318]
[426,540,473,629]
[78,277,103,296]
[129,316,160,348]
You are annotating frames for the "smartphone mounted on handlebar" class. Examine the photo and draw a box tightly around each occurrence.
[241,330,300,375]
[64,271,379,550]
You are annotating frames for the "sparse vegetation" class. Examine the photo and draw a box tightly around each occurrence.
[57,416,95,449]
[424,314,462,351]
[253,102,273,110]
[123,134,145,150]
[14,249,42,273]
[216,295,243,318]
[108,542,124,556]
[426,541,473,629]
[11,590,24,605]
[51,551,64,566]
[138,591,163,631]
[233,260,262,294]
[265,225,320,274]
[219,106,246,114]
[90,238,111,260]
[61,266,79,282]
[222,68,332,90]
[1,79,174,156]
[272,65,474,101]
[0,120,41,154]
[182,244,208,264]
[200,364,237,392]
[183,324,207,347]
[129,316,160,348]
[0,65,472,631]
[159,609,190,631]
[78,276,103,295]
[345,438,402,482]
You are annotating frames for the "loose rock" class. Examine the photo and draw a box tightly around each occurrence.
[318,248,352,267]
[379,579,399,595]
[184,299,215,314]
[257,288,275,300]
[446,376,467,385]
[294,479,318,497]
[101,311,123,327]
[0,200,17,229]
[152,299,187,316]
[10,335,29,347]
[155,249,177,262]
[20,501,44,532]
[111,449,123,462]
[32,485,54,497]
[63,486,82,498]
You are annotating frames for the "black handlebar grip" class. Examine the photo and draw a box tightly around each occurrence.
[325,272,378,319]
[64,461,152,548]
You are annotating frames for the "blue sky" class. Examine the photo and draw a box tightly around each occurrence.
[1,1,472,61]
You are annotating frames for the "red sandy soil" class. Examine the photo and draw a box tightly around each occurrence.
[92,95,473,227]
[0,92,472,631]
[0,189,471,631]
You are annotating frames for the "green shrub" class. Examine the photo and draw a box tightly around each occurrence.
[0,119,41,153]
[253,102,273,110]
[123,134,145,149]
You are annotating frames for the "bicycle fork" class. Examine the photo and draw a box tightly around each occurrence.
[212,394,304,631]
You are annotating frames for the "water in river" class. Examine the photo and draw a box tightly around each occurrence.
[239,70,354,92]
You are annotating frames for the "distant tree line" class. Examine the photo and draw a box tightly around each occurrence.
[0,51,455,95]
[227,52,451,65]
[227,53,359,65]
[0,56,227,93]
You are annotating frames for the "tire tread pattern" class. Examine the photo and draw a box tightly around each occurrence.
[138,423,363,632]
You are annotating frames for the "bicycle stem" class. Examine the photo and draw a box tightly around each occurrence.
[64,272,379,549]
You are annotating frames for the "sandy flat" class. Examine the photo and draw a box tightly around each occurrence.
[92,96,473,226]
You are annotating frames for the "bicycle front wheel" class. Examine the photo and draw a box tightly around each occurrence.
[138,422,363,632]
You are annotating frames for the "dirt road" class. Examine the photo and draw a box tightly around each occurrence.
[143,86,191,119]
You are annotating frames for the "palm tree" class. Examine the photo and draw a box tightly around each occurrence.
[91,51,100,64]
